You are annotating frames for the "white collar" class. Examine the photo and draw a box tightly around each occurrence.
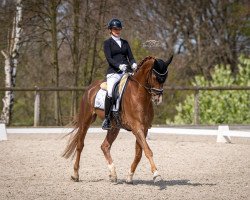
[111,35,121,41]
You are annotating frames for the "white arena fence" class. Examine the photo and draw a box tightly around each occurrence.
[0,86,249,127]
[1,87,249,143]
[1,124,250,143]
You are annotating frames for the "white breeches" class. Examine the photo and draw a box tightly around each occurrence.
[106,73,124,97]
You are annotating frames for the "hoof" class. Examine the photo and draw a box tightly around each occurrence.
[125,180,133,185]
[153,175,162,184]
[71,175,79,182]
[126,171,134,184]
[109,175,117,183]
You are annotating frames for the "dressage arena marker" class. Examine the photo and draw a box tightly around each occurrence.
[5,126,250,143]
[0,123,7,141]
[216,125,231,143]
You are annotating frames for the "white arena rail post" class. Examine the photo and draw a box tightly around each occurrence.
[217,125,231,143]
[34,90,40,127]
[0,123,7,141]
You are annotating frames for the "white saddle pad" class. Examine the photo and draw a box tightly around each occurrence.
[94,75,129,112]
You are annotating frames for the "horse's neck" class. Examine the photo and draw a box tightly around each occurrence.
[132,71,146,84]
[132,63,151,84]
[126,68,152,103]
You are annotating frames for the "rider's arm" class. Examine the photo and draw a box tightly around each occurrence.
[126,43,136,65]
[104,40,120,69]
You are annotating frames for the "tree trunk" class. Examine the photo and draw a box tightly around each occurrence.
[83,0,90,87]
[229,34,238,77]
[88,1,104,84]
[50,0,61,125]
[0,0,22,125]
[71,0,80,117]
[0,51,13,124]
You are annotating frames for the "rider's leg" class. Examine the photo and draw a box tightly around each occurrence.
[102,73,123,130]
[102,94,113,130]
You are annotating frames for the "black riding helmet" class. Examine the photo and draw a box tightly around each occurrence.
[108,18,123,29]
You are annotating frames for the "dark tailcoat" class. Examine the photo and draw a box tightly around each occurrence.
[103,37,136,74]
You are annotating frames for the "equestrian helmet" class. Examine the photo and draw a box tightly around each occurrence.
[108,18,122,29]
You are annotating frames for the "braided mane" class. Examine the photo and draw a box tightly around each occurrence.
[137,56,155,70]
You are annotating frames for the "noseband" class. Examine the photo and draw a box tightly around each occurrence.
[149,87,164,96]
[129,68,168,96]
[129,75,164,96]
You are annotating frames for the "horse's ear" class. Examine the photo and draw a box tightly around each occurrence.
[165,55,173,66]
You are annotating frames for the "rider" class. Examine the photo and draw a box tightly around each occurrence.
[102,18,137,130]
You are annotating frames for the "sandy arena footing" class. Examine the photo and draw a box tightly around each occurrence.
[0,132,249,200]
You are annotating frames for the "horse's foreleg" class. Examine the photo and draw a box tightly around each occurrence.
[126,140,142,184]
[101,128,120,182]
[133,128,162,183]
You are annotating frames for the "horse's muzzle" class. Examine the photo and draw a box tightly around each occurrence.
[152,94,163,105]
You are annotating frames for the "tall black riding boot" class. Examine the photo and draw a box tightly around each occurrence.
[102,95,113,130]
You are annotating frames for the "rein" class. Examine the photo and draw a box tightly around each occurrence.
[128,74,164,96]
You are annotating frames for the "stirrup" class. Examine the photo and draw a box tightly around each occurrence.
[102,118,111,130]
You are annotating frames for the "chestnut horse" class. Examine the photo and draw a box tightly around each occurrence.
[62,55,173,183]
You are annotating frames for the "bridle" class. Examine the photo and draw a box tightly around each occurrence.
[153,68,168,76]
[129,75,164,95]
[129,67,168,96]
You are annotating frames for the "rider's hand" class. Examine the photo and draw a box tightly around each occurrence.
[119,64,127,72]
[131,63,138,71]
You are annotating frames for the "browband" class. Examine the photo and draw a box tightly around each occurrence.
[153,68,168,76]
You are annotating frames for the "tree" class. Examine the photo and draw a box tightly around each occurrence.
[1,0,249,126]
[71,0,80,117]
[0,0,23,125]
[132,0,249,78]
[21,0,63,125]
[50,0,62,125]
[168,56,250,125]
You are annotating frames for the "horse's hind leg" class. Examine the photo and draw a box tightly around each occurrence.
[126,140,142,184]
[71,114,96,182]
[101,128,120,182]
[71,126,88,181]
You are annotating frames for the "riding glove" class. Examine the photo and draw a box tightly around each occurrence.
[132,63,138,71]
[119,64,127,72]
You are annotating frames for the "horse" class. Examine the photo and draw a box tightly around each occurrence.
[62,55,173,184]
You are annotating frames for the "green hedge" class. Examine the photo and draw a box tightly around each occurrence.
[167,56,250,125]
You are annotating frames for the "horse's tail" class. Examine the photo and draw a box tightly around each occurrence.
[61,80,101,159]
[61,92,87,159]
[61,115,80,159]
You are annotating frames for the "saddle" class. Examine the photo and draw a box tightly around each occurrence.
[100,73,128,102]
[94,73,129,112]
[94,73,129,129]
